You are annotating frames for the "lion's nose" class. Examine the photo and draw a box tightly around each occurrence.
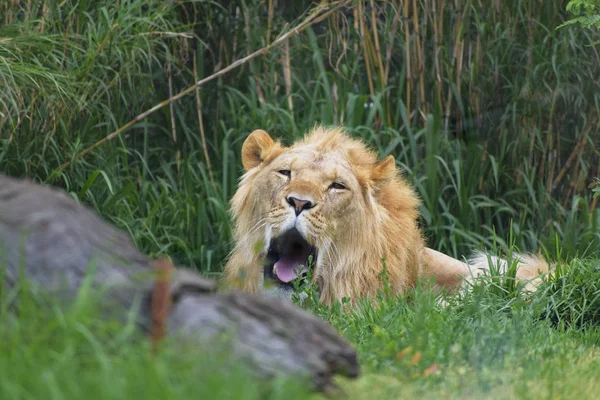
[287,196,314,216]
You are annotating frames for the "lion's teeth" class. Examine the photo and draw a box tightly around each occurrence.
[273,265,277,275]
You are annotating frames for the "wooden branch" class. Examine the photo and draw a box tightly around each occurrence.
[0,174,359,392]
[51,0,352,178]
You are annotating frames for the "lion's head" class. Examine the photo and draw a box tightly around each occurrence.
[223,126,425,304]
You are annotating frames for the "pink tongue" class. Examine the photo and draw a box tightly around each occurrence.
[274,260,308,283]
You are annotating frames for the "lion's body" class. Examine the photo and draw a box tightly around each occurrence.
[223,126,550,305]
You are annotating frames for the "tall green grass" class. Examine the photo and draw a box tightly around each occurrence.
[1,0,598,272]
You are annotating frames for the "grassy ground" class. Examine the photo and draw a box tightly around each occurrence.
[1,0,600,399]
[3,257,600,399]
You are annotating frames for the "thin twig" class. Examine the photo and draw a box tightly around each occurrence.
[52,0,351,177]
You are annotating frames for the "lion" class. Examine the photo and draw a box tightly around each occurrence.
[222,125,552,305]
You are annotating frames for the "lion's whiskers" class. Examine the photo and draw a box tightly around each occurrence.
[320,235,342,274]
[231,218,268,255]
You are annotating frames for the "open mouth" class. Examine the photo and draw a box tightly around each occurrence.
[264,228,318,286]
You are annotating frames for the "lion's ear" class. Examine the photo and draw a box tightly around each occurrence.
[371,155,396,183]
[241,129,275,170]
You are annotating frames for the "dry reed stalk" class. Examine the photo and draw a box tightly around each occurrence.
[328,11,348,73]
[473,32,481,129]
[383,1,402,86]
[551,133,588,192]
[369,0,390,125]
[267,0,275,45]
[546,148,557,196]
[241,3,265,104]
[193,50,215,183]
[39,1,49,33]
[412,0,427,118]
[282,38,293,113]
[217,36,227,69]
[369,0,386,86]
[590,162,599,214]
[430,0,444,113]
[540,89,559,185]
[443,62,454,130]
[383,1,402,126]
[5,0,16,24]
[454,6,466,134]
[167,61,181,175]
[53,0,352,176]
[49,106,67,140]
[478,144,487,191]
[526,0,533,69]
[528,123,536,169]
[352,5,360,61]
[358,1,375,97]
[561,183,574,210]
[26,0,33,21]
[444,0,468,134]
[404,0,412,119]
[574,150,586,193]
[383,0,401,126]
[438,0,446,108]
[29,89,36,133]
[232,6,240,61]
[538,136,548,182]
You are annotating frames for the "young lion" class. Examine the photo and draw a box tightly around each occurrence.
[223,125,551,305]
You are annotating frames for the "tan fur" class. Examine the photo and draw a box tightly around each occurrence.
[223,126,552,305]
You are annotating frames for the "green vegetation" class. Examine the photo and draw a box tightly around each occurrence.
[2,0,598,268]
[3,256,600,399]
[1,0,600,399]
[0,279,314,400]
[561,0,600,30]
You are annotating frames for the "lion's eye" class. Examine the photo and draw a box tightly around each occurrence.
[278,169,291,178]
[329,182,346,190]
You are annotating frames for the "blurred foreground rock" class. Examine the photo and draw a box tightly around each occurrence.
[0,174,359,391]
